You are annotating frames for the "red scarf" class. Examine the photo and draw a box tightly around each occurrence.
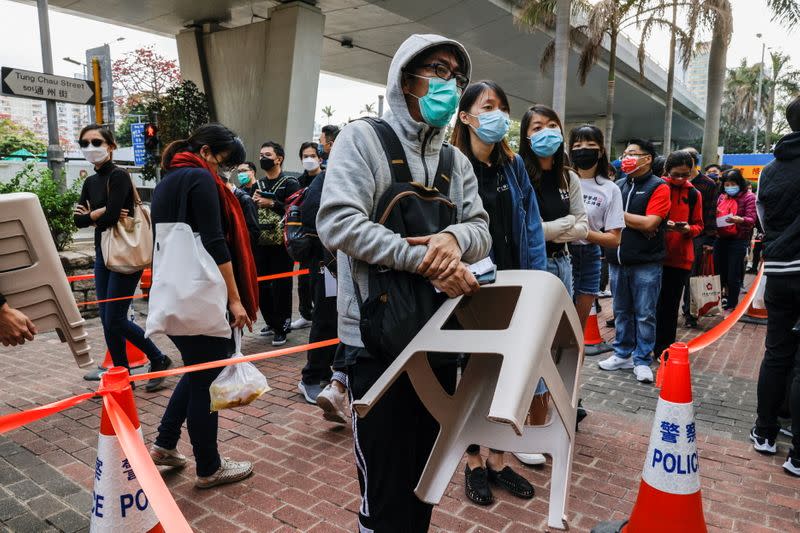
[168,152,259,321]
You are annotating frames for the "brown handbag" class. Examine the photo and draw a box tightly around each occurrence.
[100,179,153,274]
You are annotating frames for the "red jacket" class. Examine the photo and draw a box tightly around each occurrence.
[664,179,704,270]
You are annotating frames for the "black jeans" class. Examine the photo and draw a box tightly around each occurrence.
[154,334,232,477]
[714,238,749,309]
[755,275,800,454]
[94,248,165,368]
[298,259,313,320]
[301,265,338,385]
[682,234,715,318]
[348,349,456,532]
[253,245,293,333]
[656,266,691,356]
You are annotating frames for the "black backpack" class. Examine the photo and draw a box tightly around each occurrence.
[353,117,456,363]
[283,187,313,262]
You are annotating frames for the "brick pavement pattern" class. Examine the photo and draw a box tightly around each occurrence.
[1,294,799,532]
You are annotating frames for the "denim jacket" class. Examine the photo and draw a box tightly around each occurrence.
[502,154,547,271]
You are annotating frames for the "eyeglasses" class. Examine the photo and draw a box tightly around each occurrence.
[78,139,104,148]
[413,63,469,90]
[668,172,691,179]
[622,151,648,158]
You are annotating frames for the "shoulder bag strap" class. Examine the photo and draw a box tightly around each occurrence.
[432,143,454,197]
[362,117,413,185]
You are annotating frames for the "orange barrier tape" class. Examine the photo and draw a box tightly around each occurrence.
[103,394,193,533]
[687,267,763,354]
[129,338,340,382]
[0,392,97,434]
[66,274,96,283]
[256,269,309,282]
[76,293,148,307]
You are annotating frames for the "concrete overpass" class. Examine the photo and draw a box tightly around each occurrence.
[20,0,705,167]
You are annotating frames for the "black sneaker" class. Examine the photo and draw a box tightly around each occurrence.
[145,356,172,392]
[750,427,777,455]
[783,452,800,477]
[605,318,615,328]
[576,399,587,429]
[684,315,698,329]
[272,332,287,346]
[487,465,534,499]
[464,465,493,506]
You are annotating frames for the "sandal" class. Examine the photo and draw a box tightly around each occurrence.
[464,465,494,505]
[487,465,534,499]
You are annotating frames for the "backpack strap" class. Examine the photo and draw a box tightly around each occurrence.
[433,143,454,197]
[361,117,413,184]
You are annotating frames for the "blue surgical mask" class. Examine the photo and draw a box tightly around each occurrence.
[725,185,740,196]
[237,172,250,186]
[317,144,326,158]
[469,109,510,144]
[529,128,563,157]
[409,76,460,128]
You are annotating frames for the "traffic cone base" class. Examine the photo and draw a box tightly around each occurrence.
[584,303,613,355]
[91,368,162,532]
[83,342,150,381]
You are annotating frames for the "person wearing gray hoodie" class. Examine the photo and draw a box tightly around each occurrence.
[316,34,491,531]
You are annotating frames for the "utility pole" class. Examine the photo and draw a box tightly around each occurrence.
[36,0,66,191]
[378,94,384,118]
[753,34,765,153]
[551,0,571,120]
[663,2,677,153]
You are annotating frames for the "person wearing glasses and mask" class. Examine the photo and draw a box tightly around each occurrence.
[654,151,704,357]
[317,34,491,531]
[252,141,300,346]
[599,139,671,384]
[73,124,171,393]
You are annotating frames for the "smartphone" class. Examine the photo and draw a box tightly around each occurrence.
[674,221,687,227]
[476,268,497,285]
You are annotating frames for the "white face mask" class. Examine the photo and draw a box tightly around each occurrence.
[82,145,109,165]
[302,157,320,172]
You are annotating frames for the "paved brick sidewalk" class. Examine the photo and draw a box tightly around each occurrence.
[1,297,798,532]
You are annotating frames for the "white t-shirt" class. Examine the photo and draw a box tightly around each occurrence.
[575,176,625,245]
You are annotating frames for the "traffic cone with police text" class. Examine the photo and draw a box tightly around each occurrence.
[584,301,613,356]
[591,342,707,533]
[91,367,163,533]
[740,275,768,325]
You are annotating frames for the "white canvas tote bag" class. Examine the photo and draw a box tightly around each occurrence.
[145,222,231,339]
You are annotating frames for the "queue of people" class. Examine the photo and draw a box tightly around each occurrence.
[1,29,780,529]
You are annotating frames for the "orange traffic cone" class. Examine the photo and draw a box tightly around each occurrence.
[84,342,150,381]
[592,342,707,533]
[585,301,613,356]
[91,367,164,532]
[740,276,767,325]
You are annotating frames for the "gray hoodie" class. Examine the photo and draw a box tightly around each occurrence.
[316,34,492,348]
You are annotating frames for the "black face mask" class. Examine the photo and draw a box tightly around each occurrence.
[570,148,601,170]
[260,157,276,171]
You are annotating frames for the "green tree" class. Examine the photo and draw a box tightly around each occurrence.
[321,105,335,124]
[764,51,800,149]
[361,102,377,116]
[0,164,81,250]
[0,119,46,157]
[722,59,770,132]
[518,0,691,154]
[699,0,800,164]
[140,80,210,181]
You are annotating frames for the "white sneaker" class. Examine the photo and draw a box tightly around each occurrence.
[598,290,613,298]
[317,383,348,424]
[513,452,546,466]
[195,457,253,489]
[149,445,187,467]
[633,365,654,383]
[290,317,312,330]
[598,355,634,371]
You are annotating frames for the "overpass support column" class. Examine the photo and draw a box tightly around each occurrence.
[176,1,324,170]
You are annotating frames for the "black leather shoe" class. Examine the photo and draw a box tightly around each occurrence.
[487,465,534,499]
[145,356,172,392]
[464,465,494,505]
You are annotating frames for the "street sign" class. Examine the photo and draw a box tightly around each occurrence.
[131,123,146,167]
[1,67,94,104]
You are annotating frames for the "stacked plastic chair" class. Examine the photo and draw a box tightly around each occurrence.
[352,270,584,530]
[0,193,92,368]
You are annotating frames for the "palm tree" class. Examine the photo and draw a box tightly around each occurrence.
[361,102,377,116]
[321,105,335,125]
[518,0,690,154]
[722,59,767,132]
[764,51,800,148]
[700,0,800,164]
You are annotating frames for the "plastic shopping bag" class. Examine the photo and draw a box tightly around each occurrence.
[689,250,722,318]
[210,329,270,412]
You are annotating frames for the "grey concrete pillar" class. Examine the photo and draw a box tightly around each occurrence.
[176,1,324,172]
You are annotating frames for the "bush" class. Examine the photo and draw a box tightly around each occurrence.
[0,164,81,250]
